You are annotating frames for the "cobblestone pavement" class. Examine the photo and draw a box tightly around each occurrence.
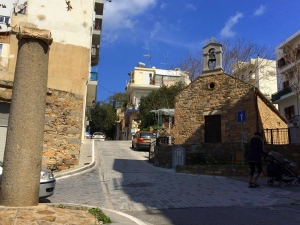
[47,141,300,213]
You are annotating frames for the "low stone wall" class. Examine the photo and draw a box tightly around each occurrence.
[176,165,250,176]
[153,142,243,169]
[153,145,172,168]
[43,89,83,171]
[153,143,300,176]
[265,144,300,166]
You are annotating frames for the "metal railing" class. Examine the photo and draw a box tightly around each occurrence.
[262,128,290,145]
[271,87,292,102]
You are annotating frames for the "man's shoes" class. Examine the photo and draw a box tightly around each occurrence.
[249,183,257,188]
[254,183,260,187]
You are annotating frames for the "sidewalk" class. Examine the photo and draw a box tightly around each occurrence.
[0,139,148,225]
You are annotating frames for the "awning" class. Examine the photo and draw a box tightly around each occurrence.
[150,108,174,116]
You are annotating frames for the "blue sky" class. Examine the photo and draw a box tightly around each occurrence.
[96,0,300,101]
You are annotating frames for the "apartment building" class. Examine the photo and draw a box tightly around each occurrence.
[123,63,190,140]
[0,0,104,170]
[271,30,300,143]
[232,57,277,101]
[272,31,300,123]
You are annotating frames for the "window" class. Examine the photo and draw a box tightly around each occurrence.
[284,105,295,120]
[0,16,9,24]
[283,80,289,89]
[149,73,152,84]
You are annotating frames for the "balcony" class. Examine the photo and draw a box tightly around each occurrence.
[91,44,100,67]
[86,67,98,108]
[271,87,292,103]
[90,71,98,81]
[277,57,286,69]
[94,0,104,16]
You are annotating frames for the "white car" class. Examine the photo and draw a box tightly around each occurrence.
[0,163,56,199]
[92,132,106,141]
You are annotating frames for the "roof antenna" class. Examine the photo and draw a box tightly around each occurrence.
[143,53,151,67]
[160,54,168,69]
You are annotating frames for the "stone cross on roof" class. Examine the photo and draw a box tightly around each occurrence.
[209,37,215,43]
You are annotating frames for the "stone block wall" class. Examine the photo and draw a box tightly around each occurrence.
[0,82,83,171]
[43,89,83,171]
[257,95,287,130]
[0,81,13,101]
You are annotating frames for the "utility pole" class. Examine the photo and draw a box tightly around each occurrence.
[0,26,52,206]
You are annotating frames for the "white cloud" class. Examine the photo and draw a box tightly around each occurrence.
[150,22,162,38]
[220,12,243,38]
[185,3,197,11]
[103,0,156,31]
[102,32,119,44]
[254,5,266,16]
[143,41,150,50]
[160,3,168,9]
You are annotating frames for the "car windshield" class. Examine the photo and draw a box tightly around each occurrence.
[94,132,104,135]
[140,133,156,138]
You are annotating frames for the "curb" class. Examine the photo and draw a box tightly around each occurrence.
[44,203,150,225]
[54,140,96,179]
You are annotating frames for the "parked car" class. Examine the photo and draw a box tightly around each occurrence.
[132,131,156,151]
[92,132,106,141]
[0,162,56,199]
[85,132,92,139]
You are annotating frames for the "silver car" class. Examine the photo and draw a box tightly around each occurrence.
[92,132,106,141]
[0,163,56,199]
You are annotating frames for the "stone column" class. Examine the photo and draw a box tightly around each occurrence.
[0,27,52,206]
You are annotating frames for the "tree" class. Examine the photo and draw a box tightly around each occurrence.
[174,37,275,83]
[90,101,117,139]
[107,92,127,109]
[174,51,203,82]
[138,82,185,129]
[90,93,126,139]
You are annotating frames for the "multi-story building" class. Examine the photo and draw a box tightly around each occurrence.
[271,30,300,143]
[232,57,277,101]
[272,30,300,124]
[0,0,104,170]
[123,63,190,140]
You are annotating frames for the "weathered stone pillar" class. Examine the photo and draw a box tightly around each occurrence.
[0,27,52,206]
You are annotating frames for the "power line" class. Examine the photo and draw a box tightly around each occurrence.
[98,84,114,94]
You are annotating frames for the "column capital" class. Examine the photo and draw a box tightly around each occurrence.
[17,26,53,45]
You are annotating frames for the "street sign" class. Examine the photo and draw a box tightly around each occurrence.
[238,110,246,122]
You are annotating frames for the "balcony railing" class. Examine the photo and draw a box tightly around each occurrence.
[93,21,102,30]
[271,87,292,102]
[90,72,98,81]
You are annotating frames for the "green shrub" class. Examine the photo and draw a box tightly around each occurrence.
[88,207,112,224]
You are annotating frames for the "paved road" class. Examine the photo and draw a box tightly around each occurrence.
[46,141,300,224]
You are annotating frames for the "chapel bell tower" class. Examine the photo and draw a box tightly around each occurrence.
[202,37,223,74]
